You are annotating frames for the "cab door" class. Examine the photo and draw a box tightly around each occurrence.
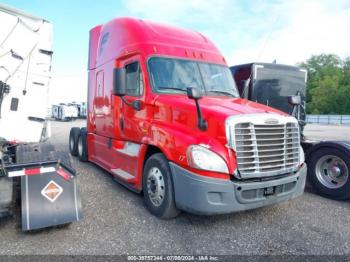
[119,57,147,142]
[94,70,107,135]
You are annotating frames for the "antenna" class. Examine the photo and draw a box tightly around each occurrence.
[256,7,281,62]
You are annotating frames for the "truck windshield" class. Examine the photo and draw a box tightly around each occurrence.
[253,65,306,115]
[148,57,239,97]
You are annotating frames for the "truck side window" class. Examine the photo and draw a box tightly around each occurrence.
[125,62,142,96]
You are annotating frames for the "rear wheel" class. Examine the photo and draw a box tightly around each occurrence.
[69,127,80,156]
[308,147,350,200]
[143,153,180,219]
[77,130,88,162]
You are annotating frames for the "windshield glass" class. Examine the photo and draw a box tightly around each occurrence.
[148,57,239,97]
[254,66,306,115]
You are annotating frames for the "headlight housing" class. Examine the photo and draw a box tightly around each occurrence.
[187,145,229,173]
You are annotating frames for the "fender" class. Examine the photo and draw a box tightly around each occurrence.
[137,122,234,183]
[144,122,231,165]
[304,141,350,161]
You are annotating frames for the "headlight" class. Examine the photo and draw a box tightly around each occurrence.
[187,145,229,173]
[299,146,305,165]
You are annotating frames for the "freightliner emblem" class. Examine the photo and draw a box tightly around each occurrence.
[264,118,279,125]
[41,180,63,203]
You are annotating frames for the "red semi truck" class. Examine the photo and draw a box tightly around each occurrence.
[69,17,306,218]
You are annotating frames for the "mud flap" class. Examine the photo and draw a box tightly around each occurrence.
[21,168,82,231]
[0,177,13,218]
[5,142,83,231]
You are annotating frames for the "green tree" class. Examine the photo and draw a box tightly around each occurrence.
[342,57,350,85]
[299,54,350,114]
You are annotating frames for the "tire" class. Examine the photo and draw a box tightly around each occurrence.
[308,147,350,200]
[77,129,88,162]
[69,127,80,156]
[142,153,180,219]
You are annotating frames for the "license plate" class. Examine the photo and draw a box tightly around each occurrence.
[264,186,276,196]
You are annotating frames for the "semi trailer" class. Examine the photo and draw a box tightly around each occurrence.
[230,63,350,200]
[69,102,87,118]
[52,103,79,121]
[79,102,87,118]
[0,4,82,230]
[70,17,306,218]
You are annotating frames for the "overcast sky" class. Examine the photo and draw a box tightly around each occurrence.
[3,0,350,104]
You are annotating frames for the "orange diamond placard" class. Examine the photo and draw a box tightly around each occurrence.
[41,180,63,203]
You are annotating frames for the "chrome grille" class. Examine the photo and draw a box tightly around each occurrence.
[228,120,300,178]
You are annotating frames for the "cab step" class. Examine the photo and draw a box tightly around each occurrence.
[111,168,136,183]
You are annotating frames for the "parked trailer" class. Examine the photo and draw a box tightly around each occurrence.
[230,63,350,200]
[52,103,79,121]
[79,102,87,118]
[0,4,82,230]
[69,102,87,118]
[70,17,306,218]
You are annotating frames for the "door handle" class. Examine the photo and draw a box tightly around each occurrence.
[119,118,124,131]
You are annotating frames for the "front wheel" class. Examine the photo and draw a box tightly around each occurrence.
[143,153,180,219]
[308,147,350,200]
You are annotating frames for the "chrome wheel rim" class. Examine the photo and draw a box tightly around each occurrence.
[147,167,165,207]
[315,155,349,189]
[78,137,83,156]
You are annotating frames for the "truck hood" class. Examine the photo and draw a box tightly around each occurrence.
[154,95,286,122]
[151,95,291,173]
[153,95,287,143]
[197,96,285,116]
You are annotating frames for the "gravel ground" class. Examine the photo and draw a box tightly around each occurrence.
[0,120,349,255]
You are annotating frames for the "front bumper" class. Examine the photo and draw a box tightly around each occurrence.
[170,163,307,215]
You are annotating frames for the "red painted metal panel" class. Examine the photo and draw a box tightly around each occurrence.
[88,25,102,70]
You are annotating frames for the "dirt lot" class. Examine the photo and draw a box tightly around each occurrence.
[0,120,349,255]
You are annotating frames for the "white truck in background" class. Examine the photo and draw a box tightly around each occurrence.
[0,4,82,231]
[0,4,53,142]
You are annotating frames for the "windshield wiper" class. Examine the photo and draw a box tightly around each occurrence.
[208,90,236,97]
[158,87,186,92]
